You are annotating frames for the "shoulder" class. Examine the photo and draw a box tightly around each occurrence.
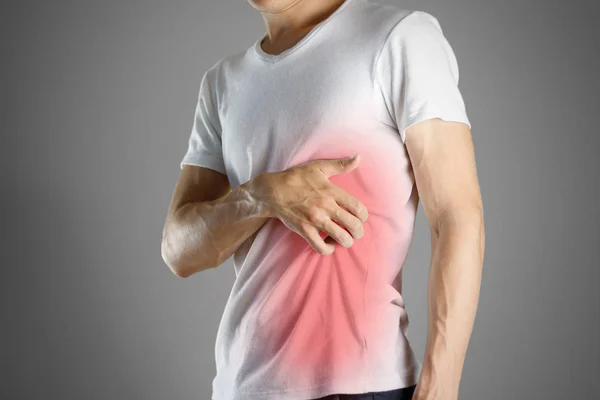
[195,47,249,104]
[373,8,456,69]
[200,44,252,86]
[353,0,441,36]
[201,52,235,83]
[389,10,447,44]
[379,10,446,49]
[350,1,447,57]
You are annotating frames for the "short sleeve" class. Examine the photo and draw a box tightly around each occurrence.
[374,11,471,143]
[180,67,227,174]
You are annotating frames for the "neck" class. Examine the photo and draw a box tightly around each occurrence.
[256,0,347,53]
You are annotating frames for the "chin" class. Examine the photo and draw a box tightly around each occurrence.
[247,0,301,12]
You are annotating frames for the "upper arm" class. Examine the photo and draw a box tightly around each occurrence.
[405,119,482,233]
[169,61,230,217]
[374,11,471,143]
[375,11,481,230]
[180,65,227,175]
[162,62,232,271]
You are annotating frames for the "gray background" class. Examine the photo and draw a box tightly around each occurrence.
[3,0,599,399]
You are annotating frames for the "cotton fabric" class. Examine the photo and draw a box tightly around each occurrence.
[180,1,471,399]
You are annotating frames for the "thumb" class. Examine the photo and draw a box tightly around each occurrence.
[318,153,360,178]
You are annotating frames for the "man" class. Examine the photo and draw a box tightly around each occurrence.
[161,0,484,399]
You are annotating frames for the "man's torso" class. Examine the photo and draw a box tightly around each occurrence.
[205,1,424,398]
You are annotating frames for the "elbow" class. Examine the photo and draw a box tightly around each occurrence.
[160,225,193,278]
[436,204,484,236]
[161,235,218,278]
[170,266,192,279]
[437,205,485,261]
[167,262,193,279]
[161,239,191,278]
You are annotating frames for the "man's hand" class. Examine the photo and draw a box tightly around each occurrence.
[243,154,369,255]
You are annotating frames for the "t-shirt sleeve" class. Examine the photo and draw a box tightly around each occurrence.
[180,67,227,174]
[374,11,471,143]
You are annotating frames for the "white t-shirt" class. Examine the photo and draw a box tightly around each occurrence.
[180,0,471,399]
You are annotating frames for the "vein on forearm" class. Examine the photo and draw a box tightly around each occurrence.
[424,207,484,377]
[170,186,266,269]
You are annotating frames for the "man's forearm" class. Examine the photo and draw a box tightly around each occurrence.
[414,208,485,400]
[162,178,270,277]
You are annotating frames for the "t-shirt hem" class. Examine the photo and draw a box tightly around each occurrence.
[180,153,227,175]
[212,365,422,400]
[400,108,472,143]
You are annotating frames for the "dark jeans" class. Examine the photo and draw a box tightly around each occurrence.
[312,384,417,400]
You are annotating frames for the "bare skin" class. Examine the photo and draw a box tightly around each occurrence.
[162,1,484,399]
[404,118,484,400]
[161,155,368,277]
[248,0,348,55]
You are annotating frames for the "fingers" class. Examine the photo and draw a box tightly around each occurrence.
[319,218,354,248]
[316,154,360,178]
[329,205,365,240]
[291,200,367,254]
[299,219,353,255]
[275,153,369,255]
[301,225,336,255]
[302,202,358,250]
[331,187,369,223]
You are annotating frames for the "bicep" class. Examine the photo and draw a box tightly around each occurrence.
[405,118,482,232]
